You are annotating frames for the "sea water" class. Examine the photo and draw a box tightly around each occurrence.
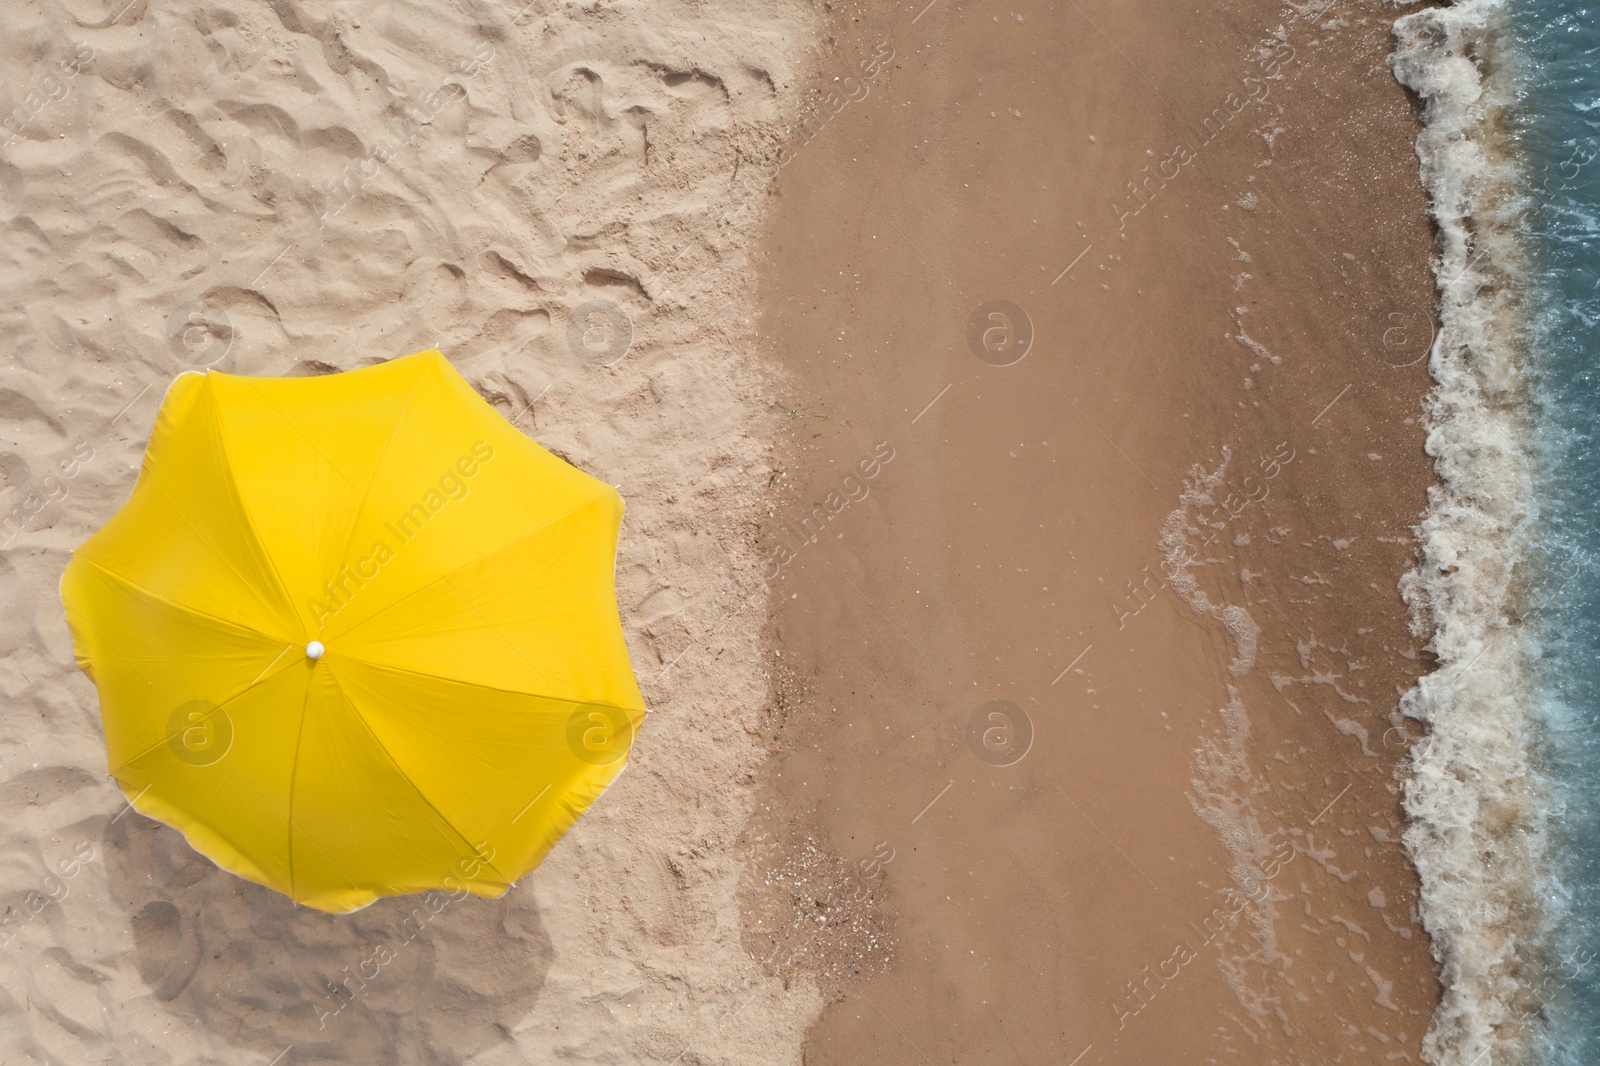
[1391,0,1600,1062]
[1509,1,1600,1061]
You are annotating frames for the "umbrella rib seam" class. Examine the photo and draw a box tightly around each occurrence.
[73,557,294,647]
[285,672,314,902]
[106,650,300,776]
[207,384,310,637]
[328,490,614,643]
[319,360,430,603]
[329,669,515,883]
[342,656,647,714]
[332,663,570,822]
[143,471,300,636]
[242,380,364,493]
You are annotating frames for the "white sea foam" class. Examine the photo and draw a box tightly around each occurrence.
[1390,2,1553,1062]
[1160,458,1285,1030]
[1159,451,1264,678]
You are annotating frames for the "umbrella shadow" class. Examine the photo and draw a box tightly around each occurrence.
[102,811,553,1063]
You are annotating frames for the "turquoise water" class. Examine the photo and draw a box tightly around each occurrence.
[1390,0,1600,1058]
[1497,0,1600,1056]
[1507,1,1600,1060]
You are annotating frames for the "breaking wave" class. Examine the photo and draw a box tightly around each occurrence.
[1389,1,1558,1062]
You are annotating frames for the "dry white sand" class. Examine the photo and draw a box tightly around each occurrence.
[0,0,828,1061]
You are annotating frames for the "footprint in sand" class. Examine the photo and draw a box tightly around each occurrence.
[130,899,201,1001]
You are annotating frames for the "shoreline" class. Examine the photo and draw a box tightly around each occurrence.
[1393,1,1555,1062]
[0,0,1565,1060]
[745,0,1450,1060]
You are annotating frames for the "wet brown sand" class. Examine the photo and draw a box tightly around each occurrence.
[740,0,1445,1062]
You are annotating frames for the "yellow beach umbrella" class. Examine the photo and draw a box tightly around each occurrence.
[61,350,646,913]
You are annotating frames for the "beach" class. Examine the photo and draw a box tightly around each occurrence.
[0,0,1515,1062]
[1,0,824,1061]
[744,0,1454,1061]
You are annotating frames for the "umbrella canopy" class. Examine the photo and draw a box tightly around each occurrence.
[62,350,647,913]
